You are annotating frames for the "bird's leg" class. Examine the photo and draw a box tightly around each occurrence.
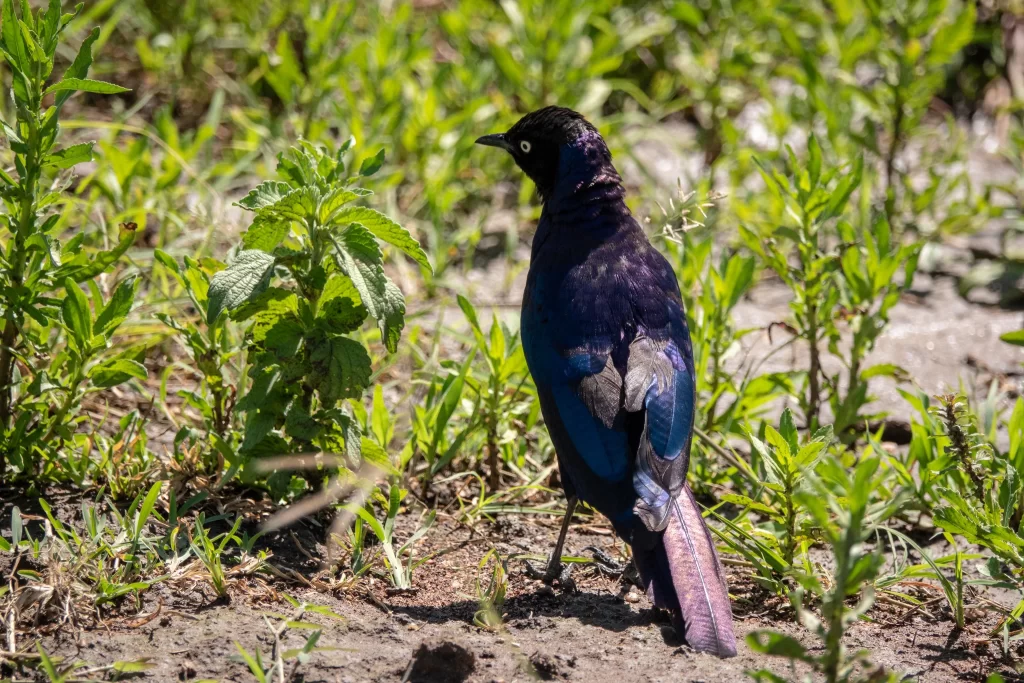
[524,496,578,587]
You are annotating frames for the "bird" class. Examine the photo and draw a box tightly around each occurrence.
[476,106,736,658]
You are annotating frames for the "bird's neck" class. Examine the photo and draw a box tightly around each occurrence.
[535,132,631,247]
[544,131,627,209]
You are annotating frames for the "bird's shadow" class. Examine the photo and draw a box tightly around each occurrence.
[387,587,684,647]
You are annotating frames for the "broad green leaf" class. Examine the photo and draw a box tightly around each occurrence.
[94,275,138,337]
[358,148,385,176]
[252,304,303,359]
[43,77,130,96]
[317,187,360,224]
[360,437,399,476]
[268,186,317,221]
[90,358,147,388]
[207,250,276,323]
[336,226,405,353]
[231,287,295,322]
[333,207,430,270]
[242,214,290,253]
[309,334,371,402]
[284,402,320,441]
[61,278,91,347]
[237,181,292,211]
[317,274,366,334]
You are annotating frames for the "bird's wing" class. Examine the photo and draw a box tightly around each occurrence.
[623,334,694,531]
[534,345,635,523]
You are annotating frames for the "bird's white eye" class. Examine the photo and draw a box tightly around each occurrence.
[519,140,532,153]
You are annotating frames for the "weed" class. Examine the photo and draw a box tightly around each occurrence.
[0,1,135,478]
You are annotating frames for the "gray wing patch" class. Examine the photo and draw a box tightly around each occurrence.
[578,355,623,429]
[624,336,673,412]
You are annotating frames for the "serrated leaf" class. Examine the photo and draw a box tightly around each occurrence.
[268,186,317,221]
[242,214,290,253]
[335,227,406,353]
[309,334,371,403]
[285,401,320,441]
[89,358,147,388]
[253,309,303,359]
[94,275,138,337]
[317,274,366,334]
[231,287,295,322]
[207,250,276,323]
[43,77,129,96]
[317,187,360,224]
[237,181,292,211]
[41,140,93,169]
[333,207,430,270]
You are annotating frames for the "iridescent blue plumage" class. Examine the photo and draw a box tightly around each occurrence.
[477,107,736,657]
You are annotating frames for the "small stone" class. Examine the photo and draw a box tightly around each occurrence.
[624,589,642,604]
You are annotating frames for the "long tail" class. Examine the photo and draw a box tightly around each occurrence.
[633,486,736,657]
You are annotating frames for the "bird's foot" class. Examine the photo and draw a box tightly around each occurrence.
[583,546,640,585]
[523,557,576,592]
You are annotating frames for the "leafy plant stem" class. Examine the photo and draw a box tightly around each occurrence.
[0,64,42,473]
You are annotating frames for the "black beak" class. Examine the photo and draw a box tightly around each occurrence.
[475,133,510,151]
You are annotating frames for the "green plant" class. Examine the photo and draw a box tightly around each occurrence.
[742,142,918,433]
[0,1,139,477]
[473,547,509,631]
[154,250,239,456]
[349,482,435,590]
[456,295,536,493]
[747,455,902,683]
[208,140,429,496]
[189,513,245,598]
[233,596,344,683]
[927,394,1024,626]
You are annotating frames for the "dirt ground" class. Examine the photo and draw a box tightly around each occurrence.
[3,499,1013,683]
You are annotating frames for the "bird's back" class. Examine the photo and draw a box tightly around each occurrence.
[522,210,693,533]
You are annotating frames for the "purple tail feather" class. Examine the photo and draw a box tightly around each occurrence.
[633,486,736,657]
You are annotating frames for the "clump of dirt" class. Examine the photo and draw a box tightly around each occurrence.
[406,638,476,683]
[530,650,574,679]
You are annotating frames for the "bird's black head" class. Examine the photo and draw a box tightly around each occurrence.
[476,106,609,201]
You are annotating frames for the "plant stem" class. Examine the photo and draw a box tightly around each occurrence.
[0,83,41,475]
[884,79,905,226]
[783,483,797,566]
